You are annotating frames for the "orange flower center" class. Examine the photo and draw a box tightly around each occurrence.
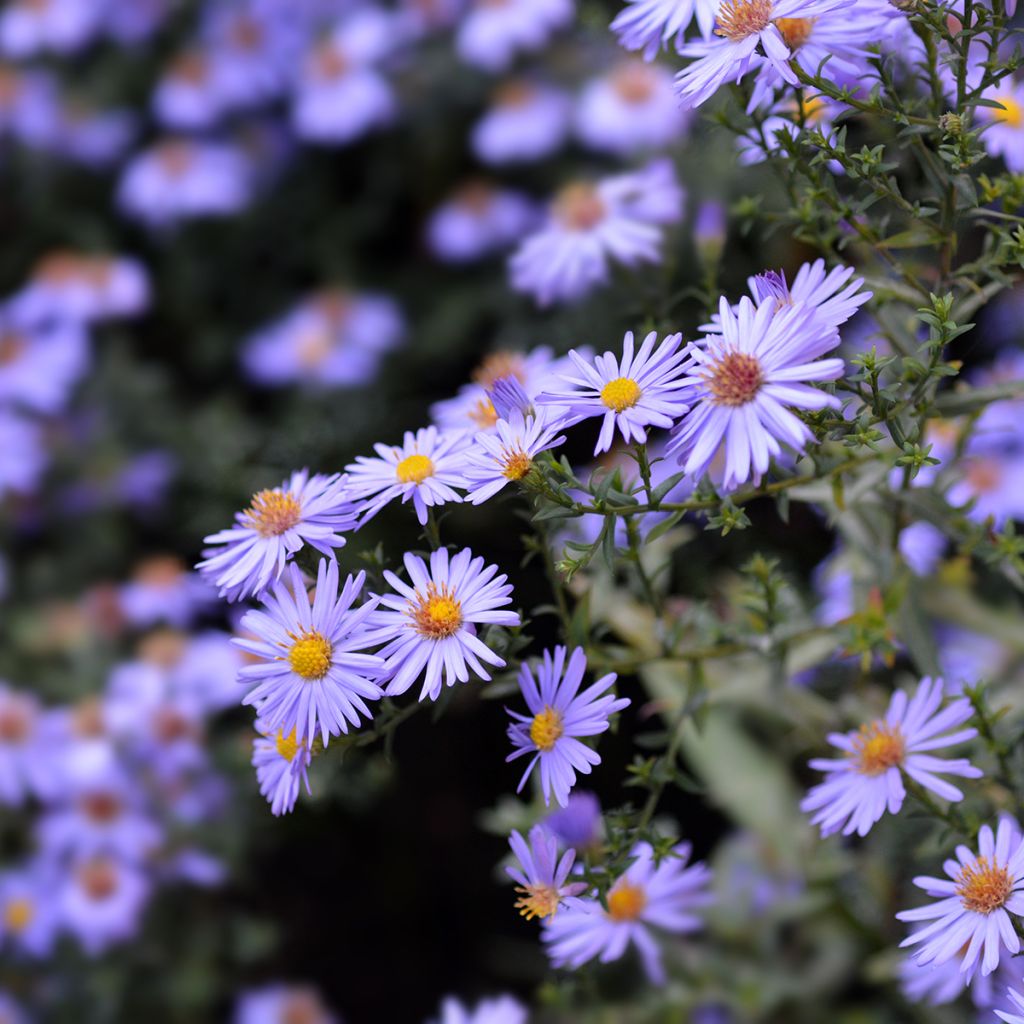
[411,584,463,638]
[852,721,905,775]
[774,16,815,48]
[957,856,1013,914]
[715,0,773,40]
[468,398,499,430]
[515,883,561,920]
[3,898,33,933]
[529,706,564,751]
[554,183,607,231]
[607,882,647,921]
[472,351,527,387]
[245,489,303,537]
[501,449,533,480]
[705,351,763,406]
[78,860,118,901]
[610,62,657,104]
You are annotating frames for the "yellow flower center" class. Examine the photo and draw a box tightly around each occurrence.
[275,729,299,761]
[469,398,499,430]
[515,883,561,920]
[554,183,607,231]
[705,350,763,406]
[852,721,906,776]
[715,0,773,40]
[600,376,642,412]
[4,898,33,933]
[957,856,1013,914]
[529,706,564,751]
[796,93,826,123]
[245,489,303,537]
[411,584,463,638]
[502,449,533,480]
[607,882,647,921]
[396,454,435,484]
[994,94,1024,128]
[774,16,815,48]
[287,631,333,680]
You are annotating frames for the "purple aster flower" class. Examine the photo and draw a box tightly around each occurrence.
[0,863,60,958]
[252,719,313,817]
[291,12,397,146]
[11,251,149,326]
[898,817,1024,979]
[978,83,1024,172]
[611,0,721,54]
[509,158,684,306]
[507,824,588,921]
[801,677,982,838]
[0,317,87,414]
[0,686,62,805]
[667,295,843,490]
[117,139,254,228]
[506,646,629,807]
[0,64,61,147]
[234,985,337,1024]
[537,330,690,455]
[242,288,404,390]
[455,0,573,72]
[433,995,528,1024]
[197,469,357,602]
[236,559,384,746]
[472,80,571,165]
[0,409,47,500]
[464,410,566,504]
[673,0,854,111]
[119,556,215,628]
[60,856,150,955]
[576,61,690,156]
[37,771,162,864]
[0,0,103,57]
[545,790,603,852]
[542,840,712,983]
[365,547,520,702]
[426,182,537,264]
[345,426,469,526]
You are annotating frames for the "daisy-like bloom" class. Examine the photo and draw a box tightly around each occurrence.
[0,0,103,57]
[801,677,982,838]
[673,0,854,111]
[0,864,60,957]
[432,995,528,1024]
[612,0,721,54]
[0,685,62,805]
[236,559,384,746]
[508,824,588,921]
[576,61,690,156]
[509,158,684,306]
[291,10,396,146]
[152,48,236,130]
[119,555,214,628]
[426,182,537,264]
[366,547,520,702]
[344,426,469,526]
[50,102,136,169]
[506,646,629,807]
[537,331,690,455]
[242,287,404,390]
[666,295,843,491]
[252,718,313,817]
[117,139,254,228]
[542,841,712,983]
[976,82,1024,173]
[0,317,88,414]
[12,251,149,326]
[455,0,573,72]
[197,469,357,602]
[60,856,150,956]
[234,985,338,1024]
[464,410,566,504]
[471,80,571,166]
[898,817,1024,978]
[0,64,61,147]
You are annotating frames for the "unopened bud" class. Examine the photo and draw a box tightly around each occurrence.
[938,112,964,136]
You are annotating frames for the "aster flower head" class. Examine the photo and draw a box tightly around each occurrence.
[673,0,854,111]
[0,864,60,958]
[801,677,982,838]
[509,158,684,306]
[234,985,337,1024]
[455,0,573,72]
[365,547,520,702]
[345,426,469,526]
[542,841,712,983]
[507,824,588,921]
[0,685,62,805]
[60,856,150,955]
[506,646,629,807]
[537,331,690,455]
[197,469,357,602]
[433,995,528,1024]
[252,721,313,817]
[472,80,571,166]
[0,0,103,57]
[612,0,721,54]
[119,555,215,628]
[898,816,1024,979]
[0,316,88,415]
[426,182,537,264]
[464,410,567,504]
[976,81,1024,173]
[667,294,844,491]
[237,559,384,747]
